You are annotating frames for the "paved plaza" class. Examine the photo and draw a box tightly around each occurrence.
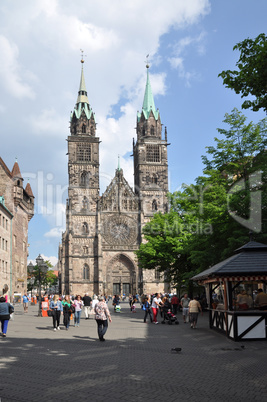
[1,301,267,402]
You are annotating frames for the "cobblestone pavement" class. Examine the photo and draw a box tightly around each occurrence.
[0,301,267,402]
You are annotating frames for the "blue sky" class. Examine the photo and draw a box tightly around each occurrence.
[0,0,266,266]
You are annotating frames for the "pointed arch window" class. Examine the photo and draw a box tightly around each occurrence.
[142,127,146,136]
[151,174,158,185]
[150,126,155,136]
[152,199,158,211]
[81,172,89,187]
[83,264,89,280]
[82,196,89,210]
[90,126,94,136]
[82,124,86,134]
[82,222,89,234]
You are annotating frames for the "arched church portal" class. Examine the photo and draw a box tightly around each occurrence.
[106,254,137,296]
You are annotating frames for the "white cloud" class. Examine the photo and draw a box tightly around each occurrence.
[28,108,67,135]
[0,35,36,99]
[44,227,63,239]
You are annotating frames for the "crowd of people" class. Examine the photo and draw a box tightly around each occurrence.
[1,288,267,339]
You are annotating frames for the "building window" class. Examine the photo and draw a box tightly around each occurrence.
[152,200,158,211]
[82,222,89,234]
[82,124,86,133]
[83,246,89,254]
[150,126,155,136]
[83,264,89,280]
[151,174,158,185]
[146,145,160,162]
[80,171,89,187]
[82,196,89,210]
[13,235,17,247]
[155,269,160,280]
[77,143,91,162]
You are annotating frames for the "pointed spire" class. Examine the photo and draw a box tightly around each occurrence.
[71,56,93,122]
[25,181,34,197]
[117,155,121,171]
[11,159,23,178]
[76,62,90,106]
[137,64,159,122]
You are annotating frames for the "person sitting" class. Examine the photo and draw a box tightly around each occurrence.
[236,290,253,310]
[255,289,267,310]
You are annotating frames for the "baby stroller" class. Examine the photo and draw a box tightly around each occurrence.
[115,304,121,313]
[162,309,179,325]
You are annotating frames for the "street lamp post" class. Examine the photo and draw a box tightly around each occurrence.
[28,254,48,317]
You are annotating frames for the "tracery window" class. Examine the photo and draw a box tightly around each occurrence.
[77,143,91,162]
[81,171,89,187]
[146,145,160,162]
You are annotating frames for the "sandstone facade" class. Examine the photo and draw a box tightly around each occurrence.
[59,63,169,296]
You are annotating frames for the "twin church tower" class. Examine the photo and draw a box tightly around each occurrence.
[58,59,170,296]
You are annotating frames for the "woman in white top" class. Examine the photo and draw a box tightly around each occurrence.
[151,293,162,324]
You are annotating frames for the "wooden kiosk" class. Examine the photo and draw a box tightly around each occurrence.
[192,241,267,341]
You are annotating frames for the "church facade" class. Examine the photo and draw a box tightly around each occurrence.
[58,61,169,296]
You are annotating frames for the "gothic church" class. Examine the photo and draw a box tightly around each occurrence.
[59,60,169,296]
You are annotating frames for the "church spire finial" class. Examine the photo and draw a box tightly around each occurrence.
[117,154,121,171]
[145,54,150,69]
[80,49,85,64]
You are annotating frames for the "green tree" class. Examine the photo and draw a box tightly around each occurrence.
[27,260,57,291]
[136,110,267,288]
[219,33,267,112]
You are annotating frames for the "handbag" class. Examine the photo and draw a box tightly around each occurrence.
[9,304,14,314]
[47,309,54,317]
[69,305,75,314]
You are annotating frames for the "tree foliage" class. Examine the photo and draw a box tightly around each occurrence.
[27,260,57,291]
[136,110,267,289]
[219,33,267,112]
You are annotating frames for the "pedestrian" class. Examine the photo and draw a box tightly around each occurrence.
[171,294,179,315]
[82,293,92,319]
[0,296,14,337]
[188,297,203,329]
[22,293,29,313]
[91,295,99,312]
[151,293,162,324]
[180,293,190,323]
[73,295,83,327]
[49,295,63,331]
[94,295,112,341]
[62,295,73,330]
[142,297,153,323]
[255,289,267,310]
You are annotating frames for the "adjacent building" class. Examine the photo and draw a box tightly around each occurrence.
[0,158,34,299]
[59,61,169,296]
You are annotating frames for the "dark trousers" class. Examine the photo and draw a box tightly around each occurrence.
[172,304,178,314]
[63,311,70,328]
[144,309,153,322]
[96,319,108,340]
[52,310,61,328]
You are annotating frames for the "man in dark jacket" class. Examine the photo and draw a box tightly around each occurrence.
[82,293,92,319]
